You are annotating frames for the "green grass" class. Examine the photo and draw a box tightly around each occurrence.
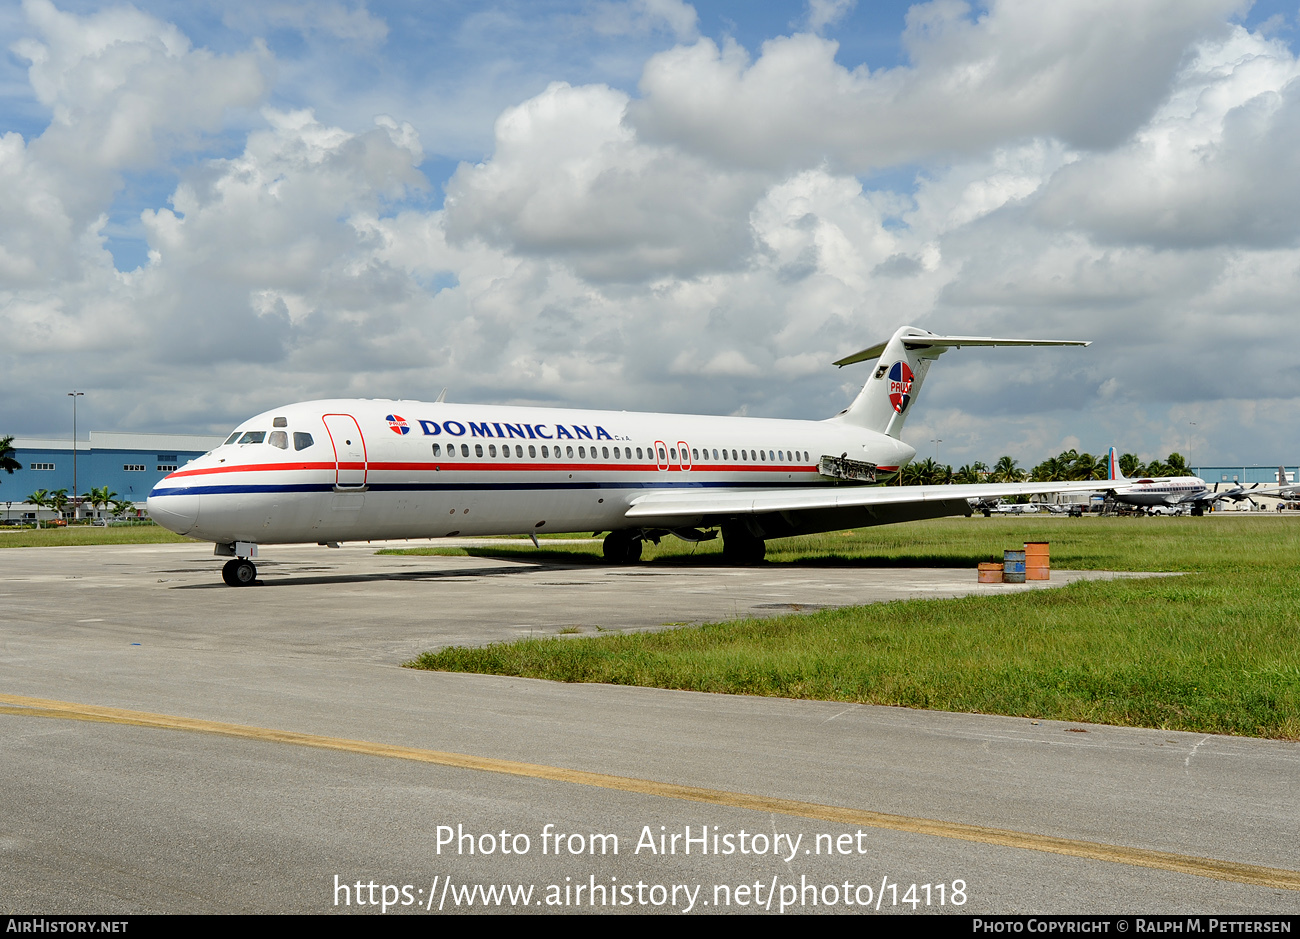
[0,525,193,547]
[406,517,1300,739]
[381,516,1256,571]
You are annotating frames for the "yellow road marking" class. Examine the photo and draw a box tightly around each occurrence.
[3,692,1297,892]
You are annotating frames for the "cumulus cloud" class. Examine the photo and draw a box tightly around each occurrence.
[443,81,767,281]
[1033,27,1300,247]
[135,107,427,366]
[14,0,265,174]
[630,0,1242,173]
[0,3,425,431]
[806,0,856,34]
[0,0,265,293]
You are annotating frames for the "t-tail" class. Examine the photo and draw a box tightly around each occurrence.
[831,326,1090,438]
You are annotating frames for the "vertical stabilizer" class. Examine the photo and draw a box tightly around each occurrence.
[1108,447,1128,482]
[832,327,938,437]
[831,327,1089,438]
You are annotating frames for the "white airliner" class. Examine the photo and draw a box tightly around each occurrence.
[148,326,1113,586]
[1104,447,1257,515]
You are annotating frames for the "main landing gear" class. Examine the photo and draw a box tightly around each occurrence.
[721,522,766,565]
[221,558,258,586]
[602,530,643,564]
[603,525,765,565]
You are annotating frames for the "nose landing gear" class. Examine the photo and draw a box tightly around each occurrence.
[221,558,258,586]
[216,541,259,586]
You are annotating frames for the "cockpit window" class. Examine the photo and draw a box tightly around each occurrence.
[224,432,241,445]
[237,431,266,444]
[293,432,314,451]
[272,417,288,428]
[268,431,289,449]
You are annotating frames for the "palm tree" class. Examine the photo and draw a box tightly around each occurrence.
[1144,459,1172,478]
[1030,455,1064,481]
[87,486,117,519]
[0,435,20,475]
[27,489,49,528]
[48,488,69,523]
[899,460,926,486]
[991,455,1025,482]
[917,457,939,485]
[110,499,136,519]
[1071,452,1105,480]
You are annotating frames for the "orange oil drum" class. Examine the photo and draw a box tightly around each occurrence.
[1024,542,1050,581]
[977,562,1004,584]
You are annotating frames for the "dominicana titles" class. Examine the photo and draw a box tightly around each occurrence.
[407,418,616,441]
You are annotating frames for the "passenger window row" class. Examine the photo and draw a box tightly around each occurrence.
[220,425,808,465]
[696,449,810,464]
[429,443,811,464]
[434,443,625,459]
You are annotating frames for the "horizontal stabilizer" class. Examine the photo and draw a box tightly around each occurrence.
[832,326,1091,438]
[834,335,1090,368]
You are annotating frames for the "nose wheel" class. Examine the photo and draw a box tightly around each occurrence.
[222,558,258,586]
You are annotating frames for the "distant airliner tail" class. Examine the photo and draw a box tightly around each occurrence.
[832,326,1089,438]
[1108,446,1128,482]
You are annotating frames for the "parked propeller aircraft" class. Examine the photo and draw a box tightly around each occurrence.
[1270,467,1300,501]
[1104,447,1259,515]
[149,326,1115,586]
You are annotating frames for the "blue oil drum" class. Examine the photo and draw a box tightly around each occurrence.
[1002,549,1026,583]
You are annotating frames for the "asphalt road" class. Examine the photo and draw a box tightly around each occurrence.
[1,540,1296,915]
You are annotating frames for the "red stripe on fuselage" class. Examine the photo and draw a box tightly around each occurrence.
[166,460,822,479]
[168,461,336,478]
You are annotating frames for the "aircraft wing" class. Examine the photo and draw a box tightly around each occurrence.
[625,479,1110,527]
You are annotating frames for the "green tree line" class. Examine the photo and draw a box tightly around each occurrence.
[898,449,1193,486]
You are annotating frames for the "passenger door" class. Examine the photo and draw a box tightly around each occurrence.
[323,414,368,490]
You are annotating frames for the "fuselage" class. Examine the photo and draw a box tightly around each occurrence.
[1111,476,1208,506]
[147,399,916,545]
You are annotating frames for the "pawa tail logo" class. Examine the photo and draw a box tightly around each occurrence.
[887,361,913,413]
[386,414,410,435]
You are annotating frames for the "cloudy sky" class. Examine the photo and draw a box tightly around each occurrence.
[3,0,1299,467]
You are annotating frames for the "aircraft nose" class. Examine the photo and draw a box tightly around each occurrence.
[147,490,199,535]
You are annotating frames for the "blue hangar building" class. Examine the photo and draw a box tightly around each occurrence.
[3,432,226,519]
